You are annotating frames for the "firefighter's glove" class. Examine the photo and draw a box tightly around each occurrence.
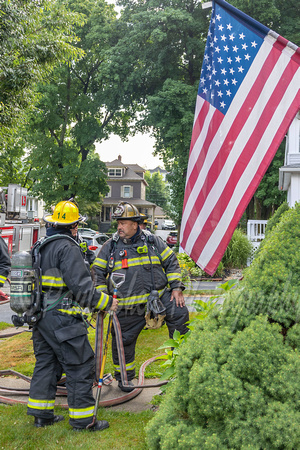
[0,289,9,302]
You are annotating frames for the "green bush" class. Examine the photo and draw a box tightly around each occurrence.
[255,201,290,257]
[146,204,300,449]
[265,201,289,235]
[221,228,252,269]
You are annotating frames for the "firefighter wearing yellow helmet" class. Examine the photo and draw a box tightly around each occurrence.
[27,200,118,431]
[44,200,86,225]
[92,202,189,392]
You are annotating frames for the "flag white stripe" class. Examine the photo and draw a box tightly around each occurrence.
[182,36,275,228]
[199,69,300,267]
[185,99,214,182]
[183,38,294,254]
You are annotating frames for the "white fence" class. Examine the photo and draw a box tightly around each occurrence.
[247,220,268,265]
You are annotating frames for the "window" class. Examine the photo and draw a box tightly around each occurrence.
[121,185,133,198]
[108,168,122,177]
[105,186,111,198]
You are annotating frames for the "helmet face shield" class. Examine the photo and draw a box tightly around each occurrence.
[112,202,141,221]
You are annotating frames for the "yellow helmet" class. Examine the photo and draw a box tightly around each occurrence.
[44,201,85,226]
[112,202,140,221]
[139,213,148,225]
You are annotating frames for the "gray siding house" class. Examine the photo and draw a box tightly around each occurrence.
[100,155,157,232]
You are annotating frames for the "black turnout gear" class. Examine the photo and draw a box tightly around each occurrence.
[92,228,189,381]
[27,227,112,429]
[0,236,11,288]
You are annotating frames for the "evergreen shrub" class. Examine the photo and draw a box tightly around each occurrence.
[146,204,300,449]
[264,201,289,235]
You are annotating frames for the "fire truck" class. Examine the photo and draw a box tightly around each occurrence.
[0,184,40,256]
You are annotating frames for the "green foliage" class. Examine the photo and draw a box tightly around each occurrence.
[157,329,191,382]
[108,219,118,233]
[146,316,300,449]
[253,142,287,219]
[146,204,300,449]
[223,204,300,331]
[222,228,252,269]
[264,201,290,235]
[22,0,137,205]
[176,251,226,280]
[0,0,84,150]
[144,170,170,211]
[189,280,236,328]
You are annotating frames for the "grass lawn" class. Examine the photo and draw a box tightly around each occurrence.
[0,320,170,449]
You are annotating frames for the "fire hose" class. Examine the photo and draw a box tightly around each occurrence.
[0,355,168,407]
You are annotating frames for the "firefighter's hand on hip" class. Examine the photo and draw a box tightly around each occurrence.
[170,289,185,307]
[110,297,119,312]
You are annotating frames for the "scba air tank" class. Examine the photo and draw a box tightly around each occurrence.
[10,251,34,314]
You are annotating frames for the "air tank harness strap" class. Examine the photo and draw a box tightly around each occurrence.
[94,311,128,387]
[43,291,71,312]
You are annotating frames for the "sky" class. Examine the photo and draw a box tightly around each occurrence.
[95,133,165,170]
[96,1,164,170]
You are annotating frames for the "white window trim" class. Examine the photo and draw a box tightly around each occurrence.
[105,186,112,198]
[108,168,122,177]
[121,185,133,198]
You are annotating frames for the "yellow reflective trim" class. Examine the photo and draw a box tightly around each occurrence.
[95,292,110,310]
[113,256,160,271]
[117,288,165,307]
[0,275,6,282]
[27,397,55,410]
[92,258,107,269]
[161,247,173,261]
[57,307,83,315]
[113,361,135,372]
[96,285,107,291]
[166,273,181,282]
[69,406,94,419]
[42,275,67,288]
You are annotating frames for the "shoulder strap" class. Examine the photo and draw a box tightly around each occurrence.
[141,230,161,262]
[107,233,119,274]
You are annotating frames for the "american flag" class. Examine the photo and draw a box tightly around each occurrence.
[180,0,300,276]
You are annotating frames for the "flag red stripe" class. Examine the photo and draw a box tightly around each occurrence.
[182,57,299,269]
[191,87,300,274]
[189,100,210,152]
[186,63,299,264]
[203,96,300,274]
[181,40,284,249]
[182,107,223,213]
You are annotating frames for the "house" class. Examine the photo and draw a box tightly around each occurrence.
[148,166,168,181]
[279,112,300,206]
[100,155,157,232]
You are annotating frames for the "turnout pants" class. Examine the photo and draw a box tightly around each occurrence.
[27,310,96,428]
[111,289,189,381]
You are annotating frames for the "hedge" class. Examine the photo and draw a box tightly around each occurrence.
[146,203,300,449]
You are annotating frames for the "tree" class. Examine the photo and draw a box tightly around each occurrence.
[0,0,84,151]
[144,170,170,211]
[23,0,141,206]
[114,0,293,222]
[111,0,209,220]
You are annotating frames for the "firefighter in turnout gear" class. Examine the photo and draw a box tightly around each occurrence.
[92,202,189,392]
[0,236,11,300]
[27,200,118,431]
[71,222,96,266]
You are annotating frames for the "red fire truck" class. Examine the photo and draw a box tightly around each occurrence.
[0,184,40,256]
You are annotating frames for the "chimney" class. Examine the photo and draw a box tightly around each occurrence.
[118,155,122,161]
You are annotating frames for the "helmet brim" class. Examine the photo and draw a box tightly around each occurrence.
[43,213,87,226]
